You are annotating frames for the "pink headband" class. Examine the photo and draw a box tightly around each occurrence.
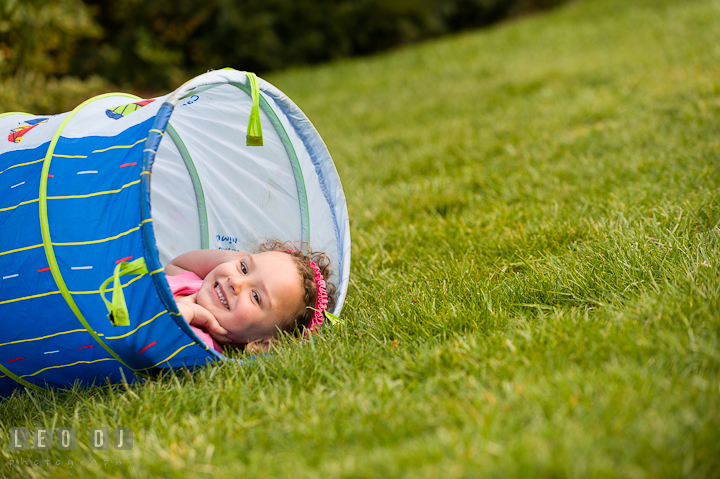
[305,259,328,336]
[287,250,328,336]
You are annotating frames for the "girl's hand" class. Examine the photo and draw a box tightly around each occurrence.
[176,294,232,344]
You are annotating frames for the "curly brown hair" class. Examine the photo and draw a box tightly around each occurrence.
[255,239,337,336]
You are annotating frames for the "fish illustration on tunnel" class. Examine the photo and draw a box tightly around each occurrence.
[7,118,49,143]
[106,99,156,120]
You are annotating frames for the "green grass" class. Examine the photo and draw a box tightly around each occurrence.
[2,0,720,477]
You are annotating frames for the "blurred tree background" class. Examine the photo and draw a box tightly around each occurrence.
[0,0,568,113]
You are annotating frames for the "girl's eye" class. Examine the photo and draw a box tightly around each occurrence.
[240,262,247,274]
[252,291,259,304]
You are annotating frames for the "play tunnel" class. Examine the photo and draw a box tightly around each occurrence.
[0,69,350,397]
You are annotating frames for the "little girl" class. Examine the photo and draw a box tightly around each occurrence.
[164,240,336,352]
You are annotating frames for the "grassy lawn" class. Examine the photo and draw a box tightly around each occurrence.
[2,0,719,477]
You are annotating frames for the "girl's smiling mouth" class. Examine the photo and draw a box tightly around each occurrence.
[214,282,230,309]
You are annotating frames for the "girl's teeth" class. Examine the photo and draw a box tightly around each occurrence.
[215,284,229,309]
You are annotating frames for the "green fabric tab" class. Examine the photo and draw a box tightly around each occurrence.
[246,135,263,146]
[243,71,263,147]
[100,258,148,326]
[324,311,344,325]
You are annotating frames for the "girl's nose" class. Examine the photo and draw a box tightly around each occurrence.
[227,274,245,294]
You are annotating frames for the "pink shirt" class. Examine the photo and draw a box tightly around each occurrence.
[167,271,223,353]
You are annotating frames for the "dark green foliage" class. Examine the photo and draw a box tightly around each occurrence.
[1,0,569,109]
[0,0,110,112]
[0,0,99,77]
[71,0,569,91]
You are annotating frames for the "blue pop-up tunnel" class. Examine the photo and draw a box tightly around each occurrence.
[0,70,350,397]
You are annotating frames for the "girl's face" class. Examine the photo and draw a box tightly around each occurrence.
[195,251,305,344]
